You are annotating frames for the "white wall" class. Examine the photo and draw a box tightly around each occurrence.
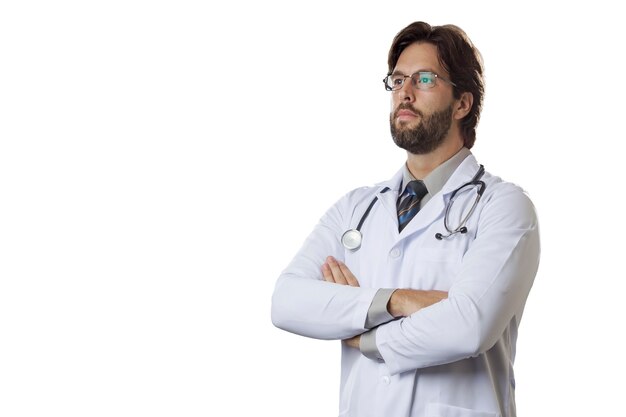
[1,1,623,415]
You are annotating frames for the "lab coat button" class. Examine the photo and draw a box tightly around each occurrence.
[381,376,391,385]
[390,248,401,258]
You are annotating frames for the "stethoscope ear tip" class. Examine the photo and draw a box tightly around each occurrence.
[435,233,443,240]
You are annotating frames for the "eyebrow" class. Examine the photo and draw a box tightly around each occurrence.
[390,69,436,76]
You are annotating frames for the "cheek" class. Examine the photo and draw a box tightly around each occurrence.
[391,95,407,115]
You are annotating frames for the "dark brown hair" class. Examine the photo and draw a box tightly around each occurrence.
[388,22,484,148]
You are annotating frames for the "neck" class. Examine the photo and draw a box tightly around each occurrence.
[406,137,464,179]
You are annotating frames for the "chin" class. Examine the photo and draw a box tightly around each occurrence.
[396,120,419,130]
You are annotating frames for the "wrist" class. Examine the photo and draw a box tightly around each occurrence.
[344,335,361,349]
[387,289,406,318]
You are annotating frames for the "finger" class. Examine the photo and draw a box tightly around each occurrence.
[338,261,359,287]
[326,256,348,285]
[321,262,335,283]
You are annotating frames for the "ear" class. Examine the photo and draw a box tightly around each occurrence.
[453,92,473,120]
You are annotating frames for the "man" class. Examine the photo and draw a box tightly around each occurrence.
[271,21,540,417]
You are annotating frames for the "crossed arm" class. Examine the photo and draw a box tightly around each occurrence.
[272,186,539,374]
[321,255,448,349]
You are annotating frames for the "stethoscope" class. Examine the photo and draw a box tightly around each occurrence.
[341,165,486,251]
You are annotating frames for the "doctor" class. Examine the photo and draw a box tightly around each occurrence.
[271,21,540,417]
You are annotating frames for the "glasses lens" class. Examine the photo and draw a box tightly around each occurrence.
[412,72,436,89]
[385,74,405,90]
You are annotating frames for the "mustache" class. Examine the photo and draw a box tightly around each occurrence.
[393,103,423,119]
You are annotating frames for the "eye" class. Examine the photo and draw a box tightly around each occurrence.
[418,72,435,85]
[391,75,405,86]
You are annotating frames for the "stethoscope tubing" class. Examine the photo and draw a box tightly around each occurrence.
[437,165,486,240]
[341,165,486,250]
[340,189,389,251]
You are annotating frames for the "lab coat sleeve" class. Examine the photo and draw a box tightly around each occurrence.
[375,184,540,375]
[271,190,379,340]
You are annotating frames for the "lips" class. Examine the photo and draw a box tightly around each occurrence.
[397,109,418,118]
[395,107,421,123]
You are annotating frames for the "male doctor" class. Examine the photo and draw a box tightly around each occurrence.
[271,21,540,417]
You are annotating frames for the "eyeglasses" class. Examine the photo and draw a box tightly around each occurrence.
[383,71,456,91]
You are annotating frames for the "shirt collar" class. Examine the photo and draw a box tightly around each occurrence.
[400,147,472,197]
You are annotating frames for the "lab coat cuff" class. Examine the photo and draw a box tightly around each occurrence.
[364,288,396,329]
[360,328,384,362]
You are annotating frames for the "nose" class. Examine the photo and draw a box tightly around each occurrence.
[397,78,415,103]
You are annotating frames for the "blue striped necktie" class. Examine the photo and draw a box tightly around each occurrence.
[397,180,428,232]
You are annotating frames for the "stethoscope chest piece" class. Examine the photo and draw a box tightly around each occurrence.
[341,229,363,251]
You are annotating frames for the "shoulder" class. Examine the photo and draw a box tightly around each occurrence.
[334,183,385,213]
[345,183,383,202]
[320,181,389,226]
[336,166,402,208]
[479,171,538,229]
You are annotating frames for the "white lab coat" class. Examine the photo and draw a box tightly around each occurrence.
[271,155,540,417]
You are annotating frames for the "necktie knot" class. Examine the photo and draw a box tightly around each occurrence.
[406,180,428,199]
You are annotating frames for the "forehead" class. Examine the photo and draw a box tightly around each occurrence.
[393,42,445,75]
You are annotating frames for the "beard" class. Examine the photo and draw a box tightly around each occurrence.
[390,103,454,155]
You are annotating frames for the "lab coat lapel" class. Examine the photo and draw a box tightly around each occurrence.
[374,167,403,232]
[398,155,481,238]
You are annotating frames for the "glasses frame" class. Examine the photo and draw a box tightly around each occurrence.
[383,71,457,91]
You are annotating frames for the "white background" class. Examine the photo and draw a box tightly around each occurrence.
[1,1,624,416]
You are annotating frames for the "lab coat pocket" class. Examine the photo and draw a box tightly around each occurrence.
[426,403,500,417]
[410,247,462,289]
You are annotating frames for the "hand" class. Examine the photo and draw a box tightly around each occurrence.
[321,256,359,287]
[388,289,448,318]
